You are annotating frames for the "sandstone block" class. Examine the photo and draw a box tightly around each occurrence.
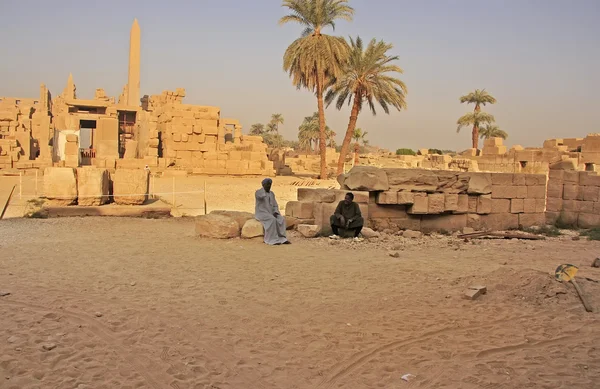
[525,174,547,186]
[546,211,560,225]
[477,195,492,214]
[314,202,339,236]
[527,185,546,199]
[468,196,478,213]
[582,186,599,202]
[564,170,579,184]
[454,194,469,214]
[511,199,524,213]
[64,155,79,168]
[241,219,264,238]
[467,213,519,231]
[562,200,577,211]
[331,190,369,204]
[210,210,255,229]
[428,193,445,214]
[523,198,536,213]
[297,224,320,238]
[376,191,398,205]
[562,184,582,200]
[491,173,514,186]
[492,185,525,199]
[484,137,503,147]
[546,197,563,212]
[384,168,438,192]
[369,204,408,218]
[548,169,564,181]
[285,201,314,219]
[113,169,149,205]
[421,214,467,233]
[579,172,600,186]
[389,216,421,231]
[408,193,428,214]
[397,191,415,205]
[297,188,336,203]
[66,134,78,143]
[402,230,423,239]
[491,198,510,213]
[196,214,240,239]
[76,168,109,206]
[513,173,527,186]
[344,166,389,191]
[445,194,459,212]
[43,167,77,205]
[518,213,546,228]
[64,142,79,156]
[578,213,600,228]
[546,181,564,199]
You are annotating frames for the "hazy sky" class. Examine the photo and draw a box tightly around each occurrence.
[1,0,598,151]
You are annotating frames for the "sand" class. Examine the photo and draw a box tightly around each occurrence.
[1,217,599,389]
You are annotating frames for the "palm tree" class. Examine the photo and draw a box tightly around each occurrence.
[280,0,354,179]
[479,124,508,140]
[457,89,497,149]
[266,122,278,134]
[352,127,368,165]
[249,123,265,136]
[326,128,337,148]
[298,113,320,152]
[325,36,407,175]
[270,114,284,134]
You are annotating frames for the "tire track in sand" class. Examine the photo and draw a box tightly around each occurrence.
[315,314,538,389]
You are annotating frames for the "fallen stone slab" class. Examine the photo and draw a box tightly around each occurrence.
[464,285,487,300]
[43,167,78,206]
[210,210,254,229]
[241,219,264,238]
[298,224,319,238]
[43,206,171,219]
[402,230,423,239]
[77,167,110,206]
[196,214,240,239]
[343,166,389,191]
[361,227,380,239]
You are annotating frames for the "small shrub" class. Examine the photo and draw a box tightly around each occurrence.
[554,213,577,230]
[396,148,416,156]
[580,228,600,241]
[522,225,561,237]
[428,148,443,155]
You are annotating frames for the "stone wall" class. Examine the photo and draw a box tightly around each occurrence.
[545,169,600,228]
[285,167,548,235]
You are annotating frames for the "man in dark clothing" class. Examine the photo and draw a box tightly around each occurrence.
[329,193,364,241]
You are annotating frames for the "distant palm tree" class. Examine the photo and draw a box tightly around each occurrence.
[352,127,368,164]
[326,36,407,175]
[457,89,497,149]
[250,123,265,136]
[326,128,337,148]
[280,0,354,178]
[270,114,284,134]
[479,124,508,140]
[266,122,278,134]
[299,112,332,153]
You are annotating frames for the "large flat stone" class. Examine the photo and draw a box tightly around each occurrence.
[76,168,109,206]
[113,169,149,205]
[43,167,77,206]
[196,214,240,239]
[344,166,389,191]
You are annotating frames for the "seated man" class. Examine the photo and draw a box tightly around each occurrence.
[330,193,364,241]
[255,178,290,245]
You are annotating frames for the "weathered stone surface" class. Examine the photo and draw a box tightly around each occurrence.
[76,168,109,206]
[421,214,467,232]
[361,227,380,239]
[428,193,445,214]
[297,224,319,238]
[491,199,510,214]
[113,169,149,205]
[402,230,422,239]
[397,191,415,205]
[467,173,492,194]
[408,193,428,214]
[297,188,336,203]
[518,213,546,228]
[196,214,240,239]
[384,168,438,192]
[582,186,599,202]
[580,172,600,186]
[525,174,547,186]
[344,166,389,191]
[491,173,514,186]
[467,213,519,231]
[578,213,600,228]
[527,185,547,199]
[546,181,564,199]
[210,210,254,229]
[562,184,582,200]
[455,194,469,214]
[549,160,577,171]
[241,219,264,238]
[331,190,369,204]
[564,170,580,184]
[285,201,314,219]
[376,191,398,205]
[468,196,478,213]
[477,195,492,214]
[511,199,524,213]
[369,204,409,218]
[43,167,77,205]
[546,197,563,212]
[284,216,314,230]
[444,194,459,212]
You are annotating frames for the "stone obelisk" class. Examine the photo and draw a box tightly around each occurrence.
[127,18,141,107]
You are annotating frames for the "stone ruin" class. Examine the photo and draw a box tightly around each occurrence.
[0,19,274,177]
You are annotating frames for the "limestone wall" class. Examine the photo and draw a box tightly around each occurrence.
[545,169,600,228]
[285,167,548,235]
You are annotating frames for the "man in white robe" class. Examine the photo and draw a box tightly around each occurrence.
[255,178,290,245]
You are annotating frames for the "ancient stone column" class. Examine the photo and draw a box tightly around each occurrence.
[127,18,141,107]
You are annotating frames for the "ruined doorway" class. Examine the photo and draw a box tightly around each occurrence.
[79,120,96,165]
[118,111,137,158]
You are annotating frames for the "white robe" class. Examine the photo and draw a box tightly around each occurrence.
[255,188,287,245]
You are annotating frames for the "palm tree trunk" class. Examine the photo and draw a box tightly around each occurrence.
[354,142,359,165]
[316,76,327,180]
[336,92,361,175]
[472,124,479,150]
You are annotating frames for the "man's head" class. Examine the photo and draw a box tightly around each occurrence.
[344,192,354,204]
[262,178,273,192]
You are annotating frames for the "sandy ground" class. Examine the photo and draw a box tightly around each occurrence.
[0,174,337,218]
[1,217,599,389]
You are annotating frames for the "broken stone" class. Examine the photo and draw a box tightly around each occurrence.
[464,289,482,300]
[344,166,389,191]
[297,224,319,238]
[7,336,19,344]
[402,230,423,239]
[389,251,401,258]
[593,258,600,268]
[43,167,78,206]
[241,219,264,238]
[195,214,241,239]
[462,227,475,234]
[0,291,10,297]
[95,312,103,317]
[42,343,57,351]
[210,210,254,229]
[468,285,487,294]
[361,227,380,239]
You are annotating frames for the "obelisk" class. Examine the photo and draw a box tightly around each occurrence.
[127,18,141,107]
